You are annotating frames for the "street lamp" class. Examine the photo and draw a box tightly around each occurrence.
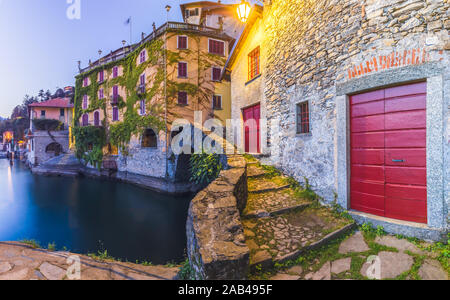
[237,0,251,23]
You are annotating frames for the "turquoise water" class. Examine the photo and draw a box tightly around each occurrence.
[0,159,192,264]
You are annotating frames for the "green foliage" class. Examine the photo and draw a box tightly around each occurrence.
[72,126,106,169]
[47,242,56,252]
[32,119,64,131]
[88,250,116,262]
[21,239,41,249]
[178,259,195,280]
[189,153,223,184]
[73,31,225,162]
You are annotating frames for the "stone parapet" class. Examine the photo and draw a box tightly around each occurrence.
[186,155,250,280]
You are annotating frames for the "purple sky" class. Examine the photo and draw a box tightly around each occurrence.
[0,0,249,118]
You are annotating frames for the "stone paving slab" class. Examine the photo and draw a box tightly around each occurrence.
[418,259,448,280]
[247,176,290,194]
[247,165,269,178]
[244,207,353,267]
[244,189,311,217]
[360,251,414,279]
[0,242,179,280]
[338,232,370,254]
[375,235,425,255]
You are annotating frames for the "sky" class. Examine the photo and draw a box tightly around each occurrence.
[0,0,243,118]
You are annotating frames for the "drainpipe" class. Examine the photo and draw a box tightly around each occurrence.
[164,5,171,179]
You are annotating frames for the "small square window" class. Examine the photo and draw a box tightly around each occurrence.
[296,101,310,134]
[209,39,225,56]
[60,109,65,117]
[178,91,188,105]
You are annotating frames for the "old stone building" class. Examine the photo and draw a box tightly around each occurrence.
[227,0,449,239]
[27,98,73,166]
[73,2,241,186]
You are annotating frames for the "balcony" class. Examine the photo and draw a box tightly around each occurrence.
[79,22,233,74]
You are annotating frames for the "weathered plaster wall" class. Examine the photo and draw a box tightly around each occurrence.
[231,17,267,154]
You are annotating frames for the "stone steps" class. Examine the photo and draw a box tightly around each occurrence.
[242,207,355,271]
[244,188,312,219]
[247,165,269,178]
[243,161,356,275]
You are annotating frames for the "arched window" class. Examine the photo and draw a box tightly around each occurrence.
[45,142,62,156]
[141,129,157,148]
[94,111,100,126]
[82,114,89,126]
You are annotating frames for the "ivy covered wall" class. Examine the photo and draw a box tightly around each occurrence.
[72,28,232,175]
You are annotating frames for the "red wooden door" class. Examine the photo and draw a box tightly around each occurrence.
[243,104,261,154]
[350,82,427,223]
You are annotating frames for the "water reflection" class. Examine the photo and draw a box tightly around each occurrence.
[0,159,192,264]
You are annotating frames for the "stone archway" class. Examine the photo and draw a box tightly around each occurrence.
[45,142,63,157]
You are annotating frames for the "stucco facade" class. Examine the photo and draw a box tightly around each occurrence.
[229,0,449,239]
[75,16,237,181]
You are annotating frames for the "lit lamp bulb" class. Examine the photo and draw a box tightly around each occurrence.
[237,0,251,23]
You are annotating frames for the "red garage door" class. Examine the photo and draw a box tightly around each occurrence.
[243,104,261,154]
[350,82,427,224]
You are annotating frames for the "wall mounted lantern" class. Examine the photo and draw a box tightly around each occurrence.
[237,0,251,23]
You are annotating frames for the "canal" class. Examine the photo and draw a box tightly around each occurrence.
[0,159,193,264]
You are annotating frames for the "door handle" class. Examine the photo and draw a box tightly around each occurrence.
[392,159,405,163]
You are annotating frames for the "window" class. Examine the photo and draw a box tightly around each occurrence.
[113,66,118,78]
[178,91,188,105]
[112,107,119,122]
[141,129,157,148]
[82,114,89,126]
[40,110,46,118]
[94,111,100,126]
[99,88,104,99]
[213,95,222,110]
[98,70,104,83]
[248,46,261,81]
[112,86,119,104]
[60,109,65,117]
[139,74,146,94]
[186,8,199,17]
[140,99,146,115]
[82,95,88,109]
[178,62,188,78]
[209,39,225,56]
[178,36,188,49]
[296,101,310,134]
[83,77,88,87]
[212,67,221,81]
[139,50,146,64]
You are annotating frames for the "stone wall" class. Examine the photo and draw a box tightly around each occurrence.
[186,155,249,280]
[255,0,449,230]
[29,131,70,165]
[116,130,168,179]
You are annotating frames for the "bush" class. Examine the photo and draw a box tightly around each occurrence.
[189,153,223,185]
[33,119,64,131]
